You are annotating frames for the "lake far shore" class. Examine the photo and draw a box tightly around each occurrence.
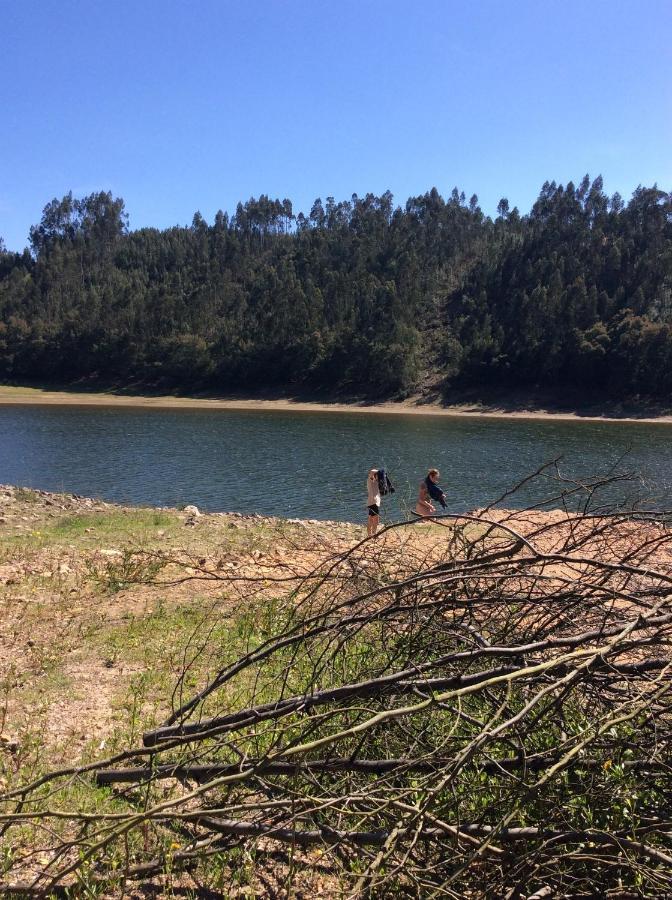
[1,384,672,425]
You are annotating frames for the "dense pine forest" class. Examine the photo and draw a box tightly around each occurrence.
[1,176,671,399]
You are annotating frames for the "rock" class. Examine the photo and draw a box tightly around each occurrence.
[183,505,201,516]
[156,530,166,537]
[58,563,71,574]
[99,549,122,557]
[0,734,19,753]
[0,565,18,584]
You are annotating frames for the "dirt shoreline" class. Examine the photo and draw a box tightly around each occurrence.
[1,385,672,424]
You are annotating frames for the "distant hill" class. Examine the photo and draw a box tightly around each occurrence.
[1,177,671,399]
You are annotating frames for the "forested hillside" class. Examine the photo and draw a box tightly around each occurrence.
[1,176,671,398]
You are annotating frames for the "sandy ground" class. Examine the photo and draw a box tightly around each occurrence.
[1,385,672,424]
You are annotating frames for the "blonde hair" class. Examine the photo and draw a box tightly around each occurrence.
[428,468,440,478]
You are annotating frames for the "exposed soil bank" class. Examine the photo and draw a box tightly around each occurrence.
[2,385,672,424]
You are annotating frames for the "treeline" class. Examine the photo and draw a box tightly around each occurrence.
[0,176,671,398]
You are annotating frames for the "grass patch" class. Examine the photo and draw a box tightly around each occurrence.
[0,509,181,560]
[35,509,179,545]
[12,487,39,503]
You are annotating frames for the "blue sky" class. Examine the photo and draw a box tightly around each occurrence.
[1,0,670,251]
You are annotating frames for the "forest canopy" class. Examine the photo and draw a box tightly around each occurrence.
[1,178,671,399]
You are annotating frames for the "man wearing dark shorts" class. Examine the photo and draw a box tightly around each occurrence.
[367,468,381,537]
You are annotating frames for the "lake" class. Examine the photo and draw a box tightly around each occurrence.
[1,405,671,522]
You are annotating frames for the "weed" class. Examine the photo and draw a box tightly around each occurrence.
[13,487,39,503]
[86,549,167,593]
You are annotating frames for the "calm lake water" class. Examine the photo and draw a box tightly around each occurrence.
[1,405,671,522]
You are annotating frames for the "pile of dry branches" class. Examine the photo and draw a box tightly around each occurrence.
[2,466,672,897]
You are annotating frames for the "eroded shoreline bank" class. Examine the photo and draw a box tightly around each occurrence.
[2,385,672,424]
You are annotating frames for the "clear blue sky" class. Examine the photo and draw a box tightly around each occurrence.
[1,0,670,251]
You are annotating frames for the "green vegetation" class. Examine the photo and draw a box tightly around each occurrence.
[0,178,670,399]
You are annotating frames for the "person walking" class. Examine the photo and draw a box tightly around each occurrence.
[367,468,381,536]
[415,468,447,518]
[366,467,395,536]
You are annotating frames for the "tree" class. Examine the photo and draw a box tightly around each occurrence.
[1,178,671,400]
[496,198,510,219]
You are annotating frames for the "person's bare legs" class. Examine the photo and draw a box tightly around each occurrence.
[367,513,379,537]
[415,501,436,519]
